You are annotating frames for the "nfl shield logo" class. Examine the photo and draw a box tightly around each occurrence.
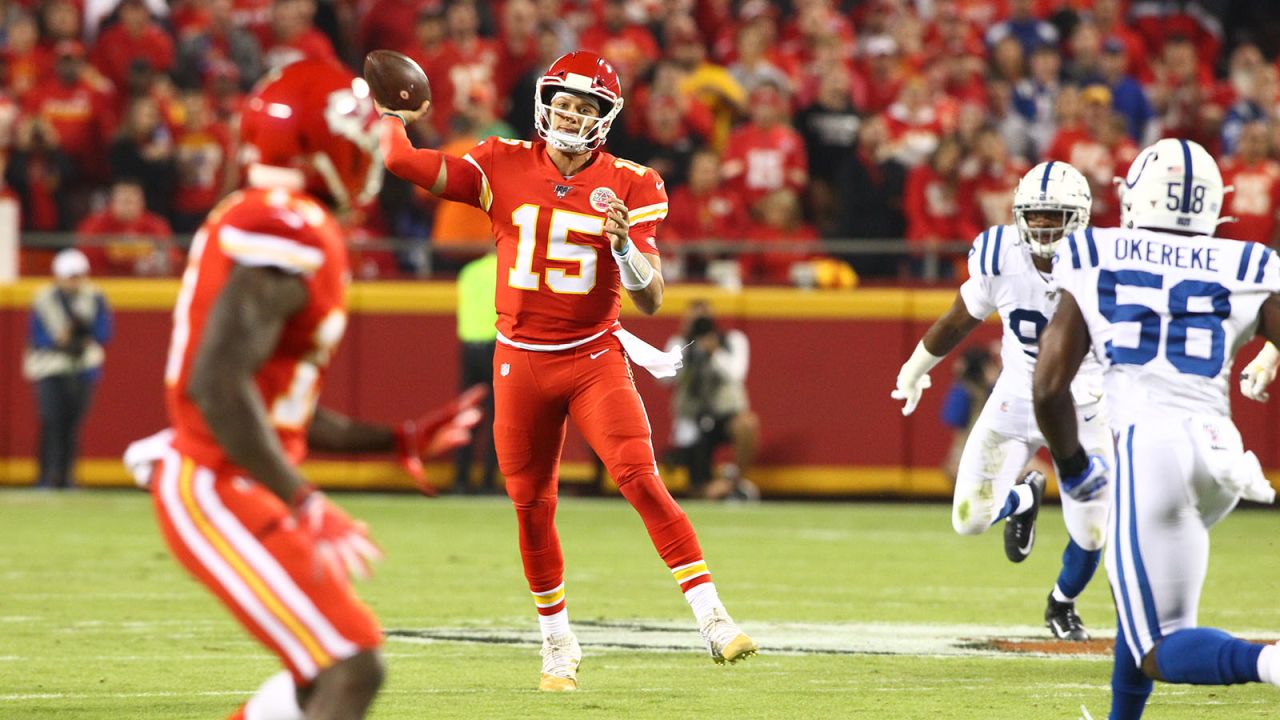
[554,185,572,198]
[500,363,511,377]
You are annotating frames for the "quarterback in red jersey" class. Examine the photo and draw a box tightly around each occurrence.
[379,50,757,691]
[133,59,483,720]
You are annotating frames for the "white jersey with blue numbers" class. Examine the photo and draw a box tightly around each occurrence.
[1051,226,1280,427]
[960,225,1104,403]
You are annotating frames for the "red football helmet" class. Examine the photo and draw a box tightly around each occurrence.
[534,51,623,153]
[240,59,383,209]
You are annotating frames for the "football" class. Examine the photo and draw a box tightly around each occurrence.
[363,49,431,112]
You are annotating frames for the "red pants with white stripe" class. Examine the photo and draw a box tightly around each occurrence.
[151,449,381,683]
[493,334,705,601]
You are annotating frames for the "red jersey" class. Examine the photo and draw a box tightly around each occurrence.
[721,124,809,207]
[449,135,666,346]
[1045,128,1138,227]
[664,185,748,244]
[164,188,350,472]
[173,122,232,214]
[964,156,1030,230]
[1221,156,1280,244]
[91,22,175,90]
[22,80,115,167]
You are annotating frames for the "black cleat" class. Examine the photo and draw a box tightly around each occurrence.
[1003,470,1045,563]
[1045,593,1090,641]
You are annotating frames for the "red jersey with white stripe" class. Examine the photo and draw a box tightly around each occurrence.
[459,137,668,346]
[163,188,349,471]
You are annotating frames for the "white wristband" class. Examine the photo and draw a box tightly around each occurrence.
[898,340,944,385]
[613,239,653,290]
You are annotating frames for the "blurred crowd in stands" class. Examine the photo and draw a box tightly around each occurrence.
[3,0,1280,283]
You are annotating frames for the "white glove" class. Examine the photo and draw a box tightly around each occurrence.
[891,341,944,416]
[122,429,174,490]
[1240,342,1280,402]
[891,374,933,416]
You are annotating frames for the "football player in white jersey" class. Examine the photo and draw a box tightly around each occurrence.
[1033,138,1280,719]
[892,161,1112,641]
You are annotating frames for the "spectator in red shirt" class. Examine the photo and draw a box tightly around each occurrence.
[1221,121,1280,245]
[1085,0,1146,78]
[171,91,232,231]
[175,0,264,93]
[721,82,808,208]
[741,187,820,285]
[23,41,116,186]
[859,34,905,115]
[493,0,540,101]
[578,0,659,86]
[76,178,179,276]
[1149,34,1223,154]
[91,0,175,92]
[357,0,434,58]
[885,75,944,168]
[398,4,460,141]
[442,0,500,131]
[262,0,336,71]
[666,148,749,257]
[1045,84,1138,227]
[5,12,52,99]
[904,136,979,245]
[962,125,1029,230]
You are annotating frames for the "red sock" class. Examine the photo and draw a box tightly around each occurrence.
[617,471,705,569]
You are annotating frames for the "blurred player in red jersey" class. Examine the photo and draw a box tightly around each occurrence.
[379,50,758,692]
[1220,121,1280,245]
[126,59,484,720]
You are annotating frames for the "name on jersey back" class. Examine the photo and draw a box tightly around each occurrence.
[1114,236,1220,272]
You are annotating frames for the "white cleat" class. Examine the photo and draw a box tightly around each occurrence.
[539,632,582,691]
[699,608,758,664]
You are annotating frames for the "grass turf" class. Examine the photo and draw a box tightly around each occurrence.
[2,490,1277,718]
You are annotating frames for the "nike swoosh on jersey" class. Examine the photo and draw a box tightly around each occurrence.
[1083,414,1098,422]
[589,349,610,360]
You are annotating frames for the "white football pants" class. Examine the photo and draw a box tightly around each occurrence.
[1107,416,1245,665]
[952,390,1113,551]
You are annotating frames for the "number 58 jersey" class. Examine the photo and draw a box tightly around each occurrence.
[163,188,350,472]
[1051,227,1280,427]
[459,137,669,346]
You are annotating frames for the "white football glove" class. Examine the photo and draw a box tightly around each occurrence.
[1240,342,1280,402]
[891,374,933,416]
[891,341,944,416]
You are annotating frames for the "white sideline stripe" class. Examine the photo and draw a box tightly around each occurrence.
[156,452,318,677]
[194,469,358,662]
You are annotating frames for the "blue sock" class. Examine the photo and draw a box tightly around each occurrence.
[1111,626,1152,720]
[991,491,1020,525]
[1154,628,1264,685]
[1056,539,1101,599]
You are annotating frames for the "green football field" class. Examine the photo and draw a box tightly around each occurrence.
[2,490,1277,719]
